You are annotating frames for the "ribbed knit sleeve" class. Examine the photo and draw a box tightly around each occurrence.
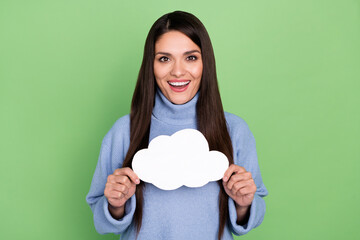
[86,115,135,234]
[225,113,268,236]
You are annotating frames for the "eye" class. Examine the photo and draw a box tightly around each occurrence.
[159,56,170,62]
[187,55,197,61]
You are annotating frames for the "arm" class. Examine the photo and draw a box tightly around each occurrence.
[85,139,137,234]
[225,117,268,235]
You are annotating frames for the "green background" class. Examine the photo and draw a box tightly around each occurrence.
[1,0,359,239]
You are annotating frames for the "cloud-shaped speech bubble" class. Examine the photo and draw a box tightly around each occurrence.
[132,129,229,190]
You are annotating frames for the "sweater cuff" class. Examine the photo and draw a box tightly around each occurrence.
[102,195,136,232]
[228,194,263,236]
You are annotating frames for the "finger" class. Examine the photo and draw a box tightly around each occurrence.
[111,191,125,199]
[223,164,246,182]
[107,189,125,199]
[109,183,129,195]
[226,172,252,189]
[114,167,140,184]
[107,197,126,207]
[236,183,257,196]
[107,197,121,204]
[231,179,253,192]
[107,174,117,184]
[231,182,242,196]
[114,175,132,189]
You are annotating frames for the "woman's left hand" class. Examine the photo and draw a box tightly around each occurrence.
[222,164,257,208]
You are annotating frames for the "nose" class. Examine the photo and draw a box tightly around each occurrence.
[170,60,185,77]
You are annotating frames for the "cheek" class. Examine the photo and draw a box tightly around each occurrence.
[193,64,203,80]
[154,63,169,81]
[153,63,161,80]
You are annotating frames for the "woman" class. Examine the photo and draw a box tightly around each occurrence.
[86,11,268,240]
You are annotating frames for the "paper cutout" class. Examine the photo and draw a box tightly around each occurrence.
[132,129,229,190]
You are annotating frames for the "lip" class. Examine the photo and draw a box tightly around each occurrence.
[167,80,190,92]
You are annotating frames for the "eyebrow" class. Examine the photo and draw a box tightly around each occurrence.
[155,50,201,56]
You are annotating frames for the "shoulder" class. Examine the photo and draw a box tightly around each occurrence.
[110,114,131,133]
[224,112,255,148]
[102,114,131,147]
[94,115,131,173]
[224,112,251,135]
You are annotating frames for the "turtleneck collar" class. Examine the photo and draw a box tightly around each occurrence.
[152,88,198,126]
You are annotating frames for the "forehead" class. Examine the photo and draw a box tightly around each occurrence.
[155,31,200,53]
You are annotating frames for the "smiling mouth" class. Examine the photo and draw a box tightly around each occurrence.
[168,81,190,87]
[167,80,191,92]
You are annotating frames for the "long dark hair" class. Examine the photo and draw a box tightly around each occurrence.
[122,11,234,240]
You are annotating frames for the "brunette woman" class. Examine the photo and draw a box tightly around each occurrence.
[86,11,268,240]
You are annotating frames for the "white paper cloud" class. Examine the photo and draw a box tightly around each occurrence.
[132,129,229,190]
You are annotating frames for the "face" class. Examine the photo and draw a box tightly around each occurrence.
[154,31,203,105]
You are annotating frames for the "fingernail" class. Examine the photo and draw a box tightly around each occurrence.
[136,179,140,184]
[223,176,228,182]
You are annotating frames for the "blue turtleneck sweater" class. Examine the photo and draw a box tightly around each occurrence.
[86,90,268,239]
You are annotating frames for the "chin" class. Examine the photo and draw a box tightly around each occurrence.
[169,95,189,105]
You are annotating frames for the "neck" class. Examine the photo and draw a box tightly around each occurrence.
[152,88,198,126]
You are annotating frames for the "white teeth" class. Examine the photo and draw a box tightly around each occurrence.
[168,81,190,86]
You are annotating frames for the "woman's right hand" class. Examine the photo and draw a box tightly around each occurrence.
[104,167,140,216]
